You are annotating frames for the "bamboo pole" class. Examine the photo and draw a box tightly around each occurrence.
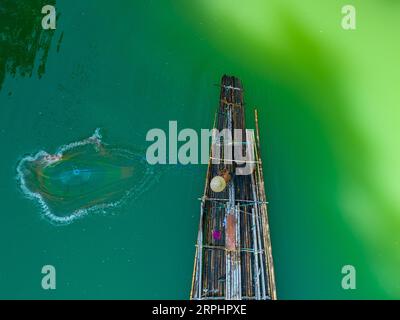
[191,111,218,300]
[235,205,242,299]
[190,247,198,299]
[254,109,277,300]
[197,202,204,299]
[251,207,261,299]
[199,197,268,204]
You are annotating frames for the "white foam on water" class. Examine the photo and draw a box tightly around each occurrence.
[16,129,156,226]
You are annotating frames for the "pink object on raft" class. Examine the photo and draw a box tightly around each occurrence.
[212,230,222,241]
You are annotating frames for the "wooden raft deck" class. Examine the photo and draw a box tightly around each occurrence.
[190,75,277,300]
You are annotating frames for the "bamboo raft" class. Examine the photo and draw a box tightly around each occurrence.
[190,75,277,300]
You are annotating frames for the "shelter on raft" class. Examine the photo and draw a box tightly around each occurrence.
[190,75,277,300]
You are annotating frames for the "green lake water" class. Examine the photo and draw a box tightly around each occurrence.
[1,0,400,299]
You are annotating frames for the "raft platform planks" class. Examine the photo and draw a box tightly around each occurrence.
[190,75,277,300]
